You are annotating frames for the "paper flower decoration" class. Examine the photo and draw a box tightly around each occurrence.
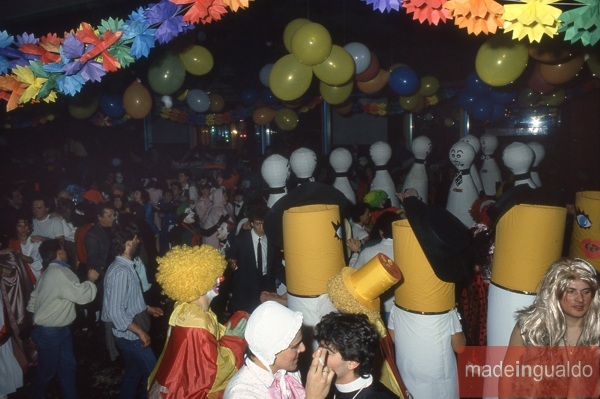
[558,0,600,46]
[362,0,402,12]
[444,0,504,35]
[76,22,123,72]
[403,0,452,25]
[171,0,228,24]
[222,0,253,12]
[13,65,47,103]
[503,0,562,42]
[0,74,28,111]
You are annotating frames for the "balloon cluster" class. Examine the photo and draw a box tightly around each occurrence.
[458,71,514,121]
[389,64,440,113]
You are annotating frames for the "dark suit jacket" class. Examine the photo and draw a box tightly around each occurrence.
[84,223,112,276]
[226,229,285,314]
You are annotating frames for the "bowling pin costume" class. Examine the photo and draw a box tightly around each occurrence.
[290,147,317,185]
[446,141,478,228]
[402,135,431,204]
[261,154,289,208]
[527,142,545,188]
[330,147,356,204]
[459,134,484,195]
[502,142,537,188]
[570,191,600,271]
[370,141,400,208]
[479,134,502,197]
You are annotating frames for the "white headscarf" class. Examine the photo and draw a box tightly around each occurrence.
[245,302,303,371]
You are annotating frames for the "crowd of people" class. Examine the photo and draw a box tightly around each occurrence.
[0,134,598,399]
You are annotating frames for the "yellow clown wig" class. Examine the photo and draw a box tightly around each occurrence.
[156,245,226,303]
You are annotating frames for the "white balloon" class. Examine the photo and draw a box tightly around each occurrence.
[259,64,274,88]
[187,89,210,113]
[161,95,173,108]
[343,42,371,75]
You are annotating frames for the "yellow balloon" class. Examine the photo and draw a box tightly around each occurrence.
[399,93,422,111]
[275,108,299,131]
[269,54,313,101]
[388,63,407,72]
[179,45,214,75]
[312,45,355,86]
[320,80,353,105]
[291,23,332,66]
[418,76,440,97]
[68,96,99,119]
[357,69,389,94]
[541,89,566,106]
[587,52,600,76]
[475,34,528,86]
[283,18,311,53]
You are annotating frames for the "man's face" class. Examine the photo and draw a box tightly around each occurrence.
[318,342,357,384]
[129,235,141,258]
[171,185,181,197]
[163,192,173,203]
[9,190,23,207]
[178,172,188,185]
[98,209,116,227]
[31,200,49,220]
[272,330,305,372]
[57,245,68,263]
[234,194,244,204]
[359,208,371,226]
[251,219,265,237]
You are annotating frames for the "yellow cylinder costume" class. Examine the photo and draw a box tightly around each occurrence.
[570,191,600,272]
[392,219,455,313]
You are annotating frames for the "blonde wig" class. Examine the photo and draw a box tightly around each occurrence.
[156,245,226,303]
[516,258,600,346]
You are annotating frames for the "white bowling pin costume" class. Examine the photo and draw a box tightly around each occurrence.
[479,134,502,196]
[527,142,545,188]
[370,141,400,208]
[402,135,431,204]
[460,134,484,195]
[502,142,537,188]
[330,148,356,204]
[290,147,317,185]
[446,141,478,228]
[261,154,290,208]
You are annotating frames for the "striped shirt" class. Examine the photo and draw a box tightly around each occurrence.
[101,256,146,340]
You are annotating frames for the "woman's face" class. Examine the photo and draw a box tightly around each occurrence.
[16,220,29,237]
[133,191,141,201]
[271,330,305,372]
[560,279,593,320]
[114,197,123,210]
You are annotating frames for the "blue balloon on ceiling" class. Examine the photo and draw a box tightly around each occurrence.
[388,66,419,96]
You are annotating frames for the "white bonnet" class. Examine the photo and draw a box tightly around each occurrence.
[245,302,303,369]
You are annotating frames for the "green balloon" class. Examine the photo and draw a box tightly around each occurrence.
[148,52,186,95]
[270,54,313,101]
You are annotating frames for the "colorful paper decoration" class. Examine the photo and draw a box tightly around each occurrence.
[402,0,452,25]
[558,0,600,46]
[222,0,254,12]
[503,0,562,42]
[362,0,403,12]
[444,0,504,35]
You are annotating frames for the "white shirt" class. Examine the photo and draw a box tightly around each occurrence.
[20,236,43,282]
[32,215,64,239]
[61,219,77,242]
[251,229,267,275]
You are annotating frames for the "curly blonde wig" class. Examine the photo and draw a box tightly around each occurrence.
[517,258,600,346]
[326,271,381,323]
[156,245,226,303]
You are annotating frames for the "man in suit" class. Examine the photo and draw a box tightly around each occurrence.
[226,204,285,314]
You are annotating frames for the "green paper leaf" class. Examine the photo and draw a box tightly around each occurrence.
[107,42,135,68]
[28,60,48,78]
[98,17,125,35]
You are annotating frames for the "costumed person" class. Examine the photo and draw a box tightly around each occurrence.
[369,142,400,208]
[390,192,469,399]
[8,218,43,283]
[261,154,290,208]
[499,258,600,398]
[201,187,234,249]
[363,190,400,225]
[330,147,356,204]
[223,301,334,399]
[527,141,545,188]
[326,253,408,398]
[459,135,484,196]
[446,141,478,228]
[290,147,317,185]
[0,291,23,399]
[479,134,502,197]
[148,245,248,398]
[502,142,537,188]
[401,135,431,204]
[570,191,600,270]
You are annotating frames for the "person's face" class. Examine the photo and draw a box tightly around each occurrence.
[98,209,116,227]
[318,342,357,384]
[31,200,48,220]
[251,219,265,237]
[113,197,123,210]
[206,276,224,301]
[217,223,228,241]
[560,279,593,320]
[359,208,371,225]
[234,194,244,204]
[133,190,142,201]
[272,330,305,372]
[10,190,23,207]
[16,220,30,237]
[201,187,211,198]
[57,246,68,262]
[171,185,181,197]
[129,235,141,258]
[163,193,173,203]
[178,172,188,184]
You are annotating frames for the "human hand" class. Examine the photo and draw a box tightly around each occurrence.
[30,236,44,243]
[305,349,334,399]
[147,306,164,318]
[228,259,237,270]
[346,238,362,253]
[218,214,230,225]
[87,269,99,283]
[139,330,151,348]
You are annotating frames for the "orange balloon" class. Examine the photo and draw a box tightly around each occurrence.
[411,96,426,113]
[528,42,574,64]
[539,54,585,85]
[209,93,225,112]
[333,99,354,115]
[357,69,389,93]
[252,107,276,125]
[123,80,152,119]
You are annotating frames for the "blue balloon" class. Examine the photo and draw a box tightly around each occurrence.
[489,90,517,105]
[187,89,210,112]
[260,89,277,105]
[100,94,125,119]
[241,88,259,106]
[470,96,494,121]
[388,67,419,95]
[458,90,477,111]
[489,102,506,122]
[465,71,491,96]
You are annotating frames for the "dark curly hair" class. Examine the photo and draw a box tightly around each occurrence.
[314,312,379,378]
